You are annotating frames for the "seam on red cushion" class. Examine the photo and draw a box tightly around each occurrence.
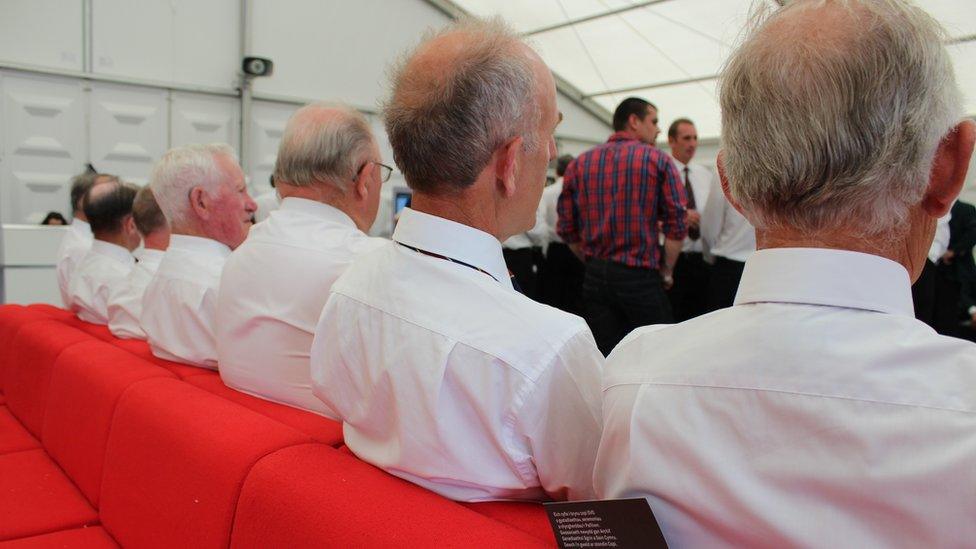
[25,338,93,441]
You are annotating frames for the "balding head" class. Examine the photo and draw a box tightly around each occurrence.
[274,103,376,191]
[82,179,141,250]
[720,0,964,240]
[384,18,555,195]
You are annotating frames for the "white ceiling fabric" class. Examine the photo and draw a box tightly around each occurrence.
[453,0,976,139]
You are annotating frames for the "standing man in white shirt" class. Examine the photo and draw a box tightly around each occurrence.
[311,19,605,502]
[700,165,756,311]
[141,144,256,369]
[56,170,119,306]
[666,118,712,321]
[595,0,976,546]
[107,186,170,339]
[911,212,951,326]
[538,154,584,315]
[68,181,140,323]
[217,103,387,415]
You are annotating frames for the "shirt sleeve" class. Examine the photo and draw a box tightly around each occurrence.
[515,328,604,501]
[657,154,689,241]
[701,170,726,250]
[556,160,581,244]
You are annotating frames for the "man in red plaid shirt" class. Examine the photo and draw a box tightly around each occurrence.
[557,97,688,355]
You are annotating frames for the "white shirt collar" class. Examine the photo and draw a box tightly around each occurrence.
[734,247,914,317]
[71,218,92,235]
[168,234,232,259]
[393,208,512,289]
[668,154,688,171]
[278,197,357,229]
[90,239,135,266]
[135,247,166,264]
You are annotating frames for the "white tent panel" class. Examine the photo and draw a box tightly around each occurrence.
[950,42,976,116]
[0,0,82,71]
[593,77,721,139]
[918,0,976,39]
[452,0,643,34]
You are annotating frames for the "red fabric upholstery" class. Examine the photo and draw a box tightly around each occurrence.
[0,449,98,541]
[186,374,344,446]
[0,406,39,455]
[0,306,50,391]
[23,304,75,323]
[0,527,117,549]
[42,342,175,506]
[2,322,91,438]
[230,444,553,548]
[0,394,5,405]
[99,378,310,549]
[463,501,556,544]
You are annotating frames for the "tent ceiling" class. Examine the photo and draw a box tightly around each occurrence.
[451,0,976,139]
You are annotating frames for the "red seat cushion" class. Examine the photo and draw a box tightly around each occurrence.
[230,444,553,548]
[0,449,98,541]
[0,526,117,548]
[186,374,343,446]
[0,406,38,455]
[0,306,51,391]
[462,501,556,544]
[99,378,310,549]
[42,342,176,506]
[2,322,92,437]
[23,304,76,323]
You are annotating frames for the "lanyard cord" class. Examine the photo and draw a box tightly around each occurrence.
[394,241,500,283]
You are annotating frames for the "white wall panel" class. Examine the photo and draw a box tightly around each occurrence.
[250,0,450,110]
[170,92,240,151]
[92,0,239,89]
[0,72,86,223]
[556,91,611,143]
[248,100,298,193]
[89,83,168,185]
[0,0,83,71]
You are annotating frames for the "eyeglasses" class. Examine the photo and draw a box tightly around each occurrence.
[357,161,393,183]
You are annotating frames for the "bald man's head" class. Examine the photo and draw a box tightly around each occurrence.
[82,180,138,237]
[384,18,552,194]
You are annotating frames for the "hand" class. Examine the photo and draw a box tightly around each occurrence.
[941,249,955,265]
[686,209,701,228]
[661,269,674,290]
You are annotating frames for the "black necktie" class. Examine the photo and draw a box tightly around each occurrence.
[683,166,700,241]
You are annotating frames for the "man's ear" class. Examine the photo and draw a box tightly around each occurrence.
[355,163,372,200]
[495,136,523,198]
[189,187,210,220]
[922,120,976,218]
[716,151,748,217]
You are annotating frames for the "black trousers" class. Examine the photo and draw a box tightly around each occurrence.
[582,259,673,356]
[540,242,585,316]
[707,256,746,312]
[503,247,543,300]
[669,251,712,321]
[911,259,937,327]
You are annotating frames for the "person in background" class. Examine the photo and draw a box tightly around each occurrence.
[107,186,171,339]
[595,0,976,545]
[253,174,281,222]
[141,143,256,369]
[56,170,120,307]
[68,180,140,323]
[934,199,976,337]
[911,212,950,326]
[217,103,387,415]
[557,97,687,355]
[311,18,604,502]
[538,154,584,315]
[700,157,756,311]
[41,211,67,225]
[666,118,712,321]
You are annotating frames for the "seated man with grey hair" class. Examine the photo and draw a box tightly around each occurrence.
[310,19,604,502]
[595,0,976,546]
[141,144,256,368]
[107,186,171,339]
[217,103,387,415]
[68,180,141,323]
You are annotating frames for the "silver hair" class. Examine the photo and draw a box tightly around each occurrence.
[273,102,375,192]
[383,17,541,194]
[719,0,962,238]
[149,143,238,227]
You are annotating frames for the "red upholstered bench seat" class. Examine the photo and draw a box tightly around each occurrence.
[0,526,118,549]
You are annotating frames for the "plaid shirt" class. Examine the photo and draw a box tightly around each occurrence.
[557,132,688,269]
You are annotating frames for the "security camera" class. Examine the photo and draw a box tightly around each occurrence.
[242,56,274,77]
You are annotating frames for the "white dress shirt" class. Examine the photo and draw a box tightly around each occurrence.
[928,212,951,263]
[56,219,93,307]
[217,198,385,415]
[595,247,976,548]
[311,208,604,502]
[141,234,231,369]
[106,248,165,339]
[700,174,755,263]
[254,189,281,223]
[68,240,135,324]
[539,179,564,248]
[669,156,713,254]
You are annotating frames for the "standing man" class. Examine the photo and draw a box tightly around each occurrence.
[558,97,687,355]
[141,144,257,369]
[666,118,712,321]
[539,154,584,315]
[701,163,756,311]
[934,199,976,336]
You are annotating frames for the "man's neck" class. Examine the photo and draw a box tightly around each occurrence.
[93,232,131,251]
[74,213,88,223]
[757,226,918,278]
[278,183,369,232]
[142,231,169,251]
[411,192,503,241]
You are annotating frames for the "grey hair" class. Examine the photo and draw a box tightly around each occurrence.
[383,17,541,194]
[273,102,375,192]
[719,0,962,238]
[149,143,238,227]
